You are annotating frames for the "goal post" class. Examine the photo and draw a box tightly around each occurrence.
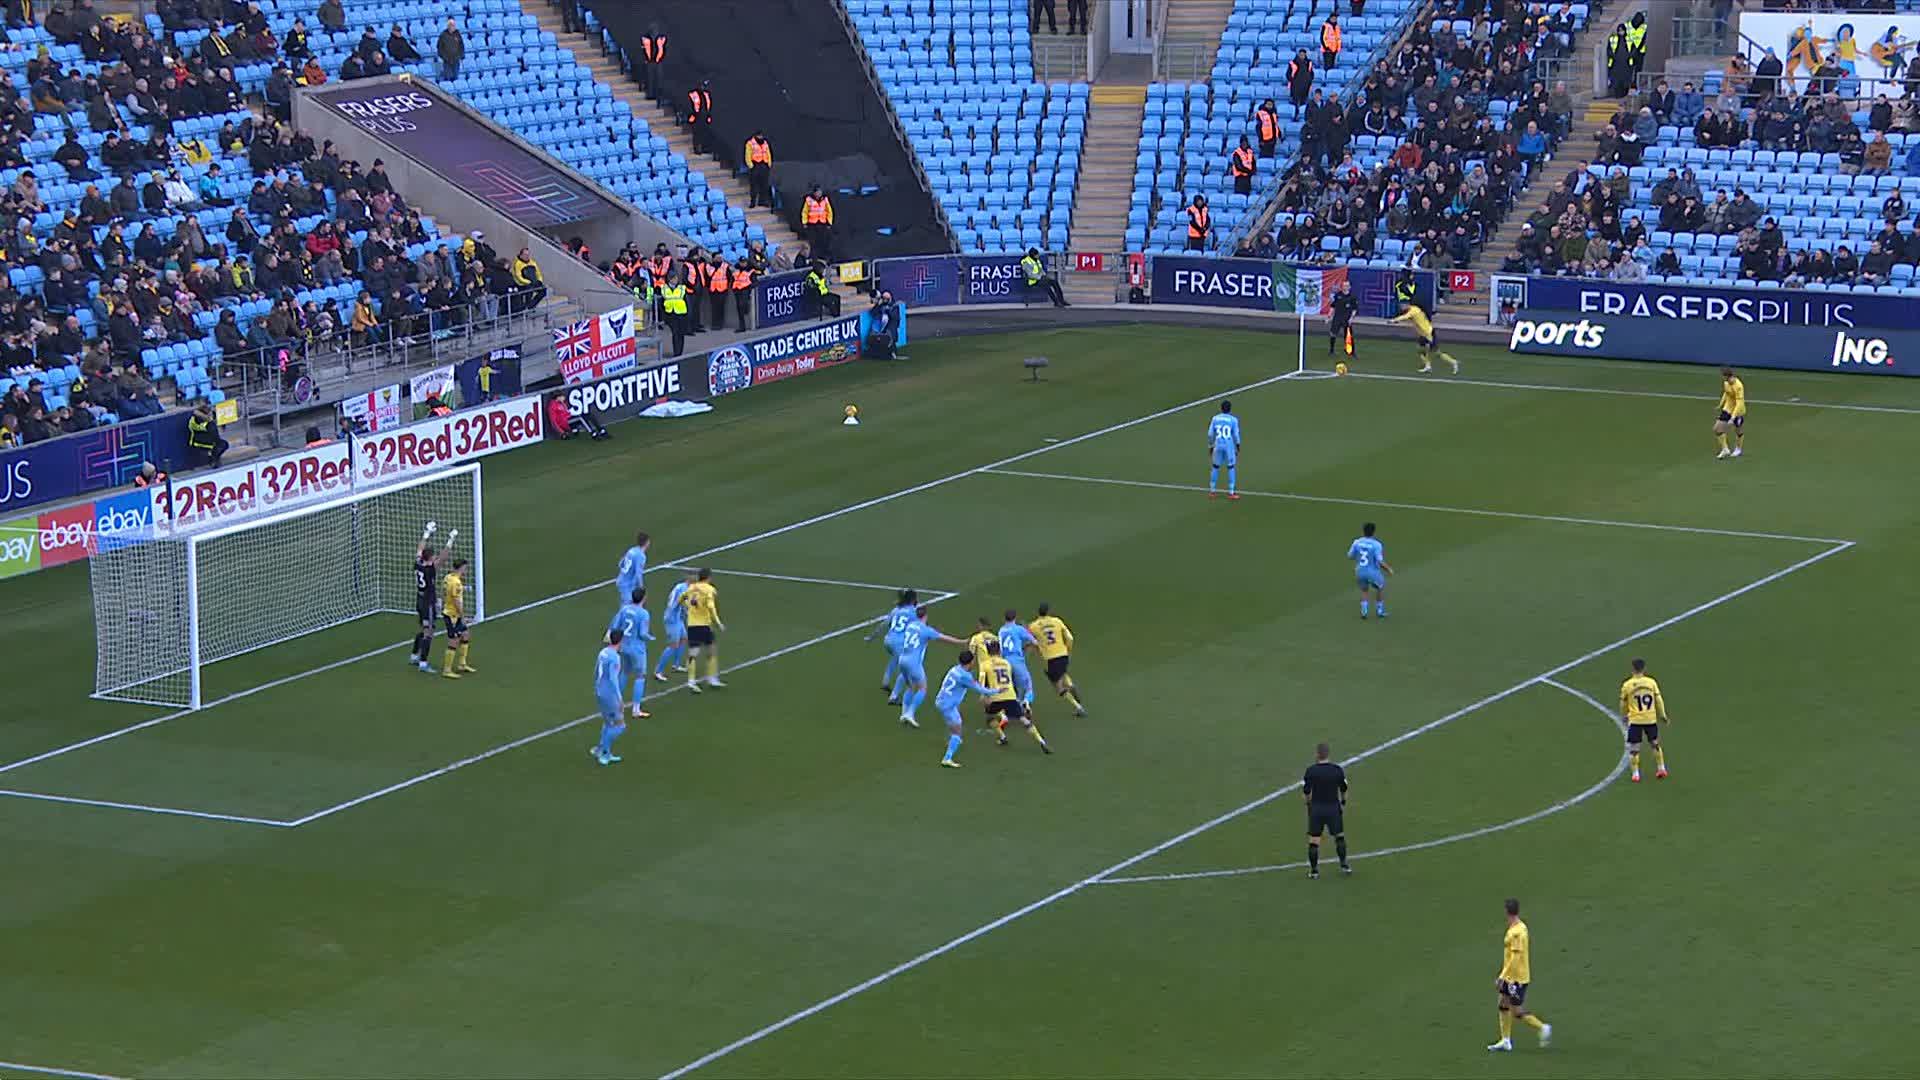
[91,462,485,710]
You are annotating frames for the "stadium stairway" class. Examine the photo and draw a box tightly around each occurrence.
[1163,0,1238,57]
[1066,75,1149,304]
[519,0,824,275]
[1454,0,1632,319]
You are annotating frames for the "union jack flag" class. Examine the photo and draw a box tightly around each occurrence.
[552,317,594,362]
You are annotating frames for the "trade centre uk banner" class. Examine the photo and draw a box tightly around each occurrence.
[1506,310,1920,376]
[707,315,865,397]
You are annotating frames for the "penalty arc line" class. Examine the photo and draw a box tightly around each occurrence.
[656,540,1854,1080]
[1097,678,1629,886]
[0,370,1309,779]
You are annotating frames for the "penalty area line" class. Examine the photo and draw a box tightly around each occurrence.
[0,1061,132,1080]
[1096,678,1629,886]
[655,540,1853,1079]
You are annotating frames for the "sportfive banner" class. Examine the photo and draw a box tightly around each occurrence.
[553,305,639,385]
[552,354,708,423]
[707,315,865,397]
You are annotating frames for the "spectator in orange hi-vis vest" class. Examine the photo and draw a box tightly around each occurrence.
[705,252,732,331]
[744,130,774,208]
[1229,136,1257,195]
[1185,195,1212,251]
[1320,13,1342,68]
[802,184,835,262]
[686,80,714,154]
[1254,98,1281,157]
[730,260,758,327]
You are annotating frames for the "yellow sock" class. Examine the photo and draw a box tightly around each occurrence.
[1716,433,1729,451]
[1630,750,1640,773]
[456,643,469,668]
[1498,1012,1513,1039]
[686,651,700,680]
[1028,723,1046,744]
[1735,431,1744,448]
[1654,746,1666,770]
[441,647,456,674]
[1521,1014,1546,1031]
[707,650,720,678]
[1063,689,1084,710]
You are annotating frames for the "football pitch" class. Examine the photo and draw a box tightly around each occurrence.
[3,324,1918,1079]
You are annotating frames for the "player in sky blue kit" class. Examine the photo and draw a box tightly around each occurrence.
[933,651,997,768]
[608,587,655,718]
[998,610,1040,707]
[862,589,920,704]
[1207,400,1242,499]
[593,631,628,766]
[1347,521,1395,619]
[895,606,963,728]
[653,569,694,681]
[615,530,650,604]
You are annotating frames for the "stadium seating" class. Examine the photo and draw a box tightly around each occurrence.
[846,0,1088,253]
[1129,0,1423,254]
[1624,69,1920,294]
[240,0,760,260]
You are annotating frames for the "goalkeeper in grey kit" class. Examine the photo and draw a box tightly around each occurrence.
[411,522,458,673]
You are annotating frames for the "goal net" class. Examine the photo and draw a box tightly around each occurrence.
[90,463,484,710]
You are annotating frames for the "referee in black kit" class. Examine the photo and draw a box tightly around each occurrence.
[1327,279,1359,360]
[1302,741,1351,878]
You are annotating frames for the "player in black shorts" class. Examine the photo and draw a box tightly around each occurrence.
[410,526,457,674]
[1302,741,1350,879]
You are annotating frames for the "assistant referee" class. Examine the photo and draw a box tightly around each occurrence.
[1302,741,1351,878]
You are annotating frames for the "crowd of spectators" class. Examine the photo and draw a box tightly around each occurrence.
[1233,4,1577,272]
[0,0,544,450]
[1503,57,1920,283]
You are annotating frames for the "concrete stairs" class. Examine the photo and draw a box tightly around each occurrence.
[1162,0,1236,56]
[1450,0,1631,320]
[519,0,821,272]
[1064,84,1147,303]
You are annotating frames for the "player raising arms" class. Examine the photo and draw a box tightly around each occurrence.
[1714,366,1746,459]
[1207,399,1241,500]
[1619,657,1670,782]
[862,588,919,704]
[1389,301,1460,374]
[410,523,457,673]
[1028,603,1086,716]
[1488,897,1552,1052]
[983,639,1051,753]
[896,606,962,729]
[1347,521,1394,619]
[616,530,650,603]
[653,569,695,682]
[679,568,725,692]
[592,629,627,766]
[439,557,475,679]
[933,651,997,768]
[608,587,655,719]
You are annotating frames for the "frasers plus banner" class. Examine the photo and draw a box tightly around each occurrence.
[555,355,708,422]
[752,270,814,330]
[1507,310,1920,376]
[0,410,192,516]
[155,396,545,532]
[875,256,962,308]
[1522,278,1916,330]
[310,83,617,228]
[958,255,1030,304]
[1151,256,1433,316]
[707,315,864,397]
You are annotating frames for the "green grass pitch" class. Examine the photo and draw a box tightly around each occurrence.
[3,325,1919,1079]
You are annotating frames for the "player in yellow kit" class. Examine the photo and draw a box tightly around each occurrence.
[1619,657,1670,782]
[967,617,998,726]
[1488,897,1552,1052]
[983,640,1050,753]
[439,558,475,679]
[1388,302,1459,374]
[679,568,725,692]
[1714,366,1746,459]
[1027,603,1086,716]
